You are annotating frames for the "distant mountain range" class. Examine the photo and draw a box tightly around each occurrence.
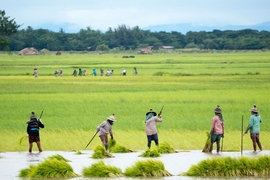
[143,21,270,34]
[31,21,270,34]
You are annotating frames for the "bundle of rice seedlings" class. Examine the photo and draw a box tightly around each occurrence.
[256,155,270,176]
[125,160,172,177]
[108,139,133,153]
[183,156,270,177]
[47,154,71,162]
[202,131,211,152]
[75,150,83,155]
[91,145,114,159]
[140,149,160,157]
[19,155,79,178]
[157,142,175,154]
[82,160,123,177]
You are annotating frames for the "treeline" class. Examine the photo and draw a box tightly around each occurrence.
[7,25,270,51]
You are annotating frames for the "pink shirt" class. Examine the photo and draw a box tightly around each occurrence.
[145,116,162,135]
[211,115,224,135]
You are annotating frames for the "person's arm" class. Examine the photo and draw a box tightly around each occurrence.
[245,116,253,133]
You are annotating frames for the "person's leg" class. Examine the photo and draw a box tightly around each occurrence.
[28,136,33,153]
[216,135,222,153]
[29,142,33,153]
[256,134,262,151]
[153,133,159,146]
[100,135,108,151]
[250,134,257,151]
[147,135,152,148]
[37,141,42,152]
[210,134,217,153]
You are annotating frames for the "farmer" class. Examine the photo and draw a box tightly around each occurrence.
[121,68,126,76]
[33,68,38,77]
[93,68,97,76]
[72,69,77,76]
[209,105,224,153]
[134,67,138,75]
[79,68,83,76]
[244,105,263,152]
[145,109,162,148]
[26,112,45,153]
[96,114,116,151]
[59,69,63,76]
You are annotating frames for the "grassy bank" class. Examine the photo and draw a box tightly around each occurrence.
[0,52,269,151]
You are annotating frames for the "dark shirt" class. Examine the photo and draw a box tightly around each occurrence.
[27,119,45,136]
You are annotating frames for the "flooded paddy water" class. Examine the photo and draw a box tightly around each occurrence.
[1,150,270,180]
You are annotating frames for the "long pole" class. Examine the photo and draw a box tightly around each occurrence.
[241,115,244,156]
[84,131,98,149]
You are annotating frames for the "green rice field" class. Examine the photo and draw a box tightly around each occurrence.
[0,51,269,151]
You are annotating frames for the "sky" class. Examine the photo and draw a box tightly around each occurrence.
[2,0,270,33]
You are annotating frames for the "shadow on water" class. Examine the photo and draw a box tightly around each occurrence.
[0,150,270,180]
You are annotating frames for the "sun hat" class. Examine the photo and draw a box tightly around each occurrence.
[146,108,157,116]
[107,115,116,121]
[213,105,222,113]
[250,105,258,113]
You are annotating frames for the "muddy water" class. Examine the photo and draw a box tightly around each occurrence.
[0,150,269,180]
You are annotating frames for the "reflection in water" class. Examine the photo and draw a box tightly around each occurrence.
[0,150,269,180]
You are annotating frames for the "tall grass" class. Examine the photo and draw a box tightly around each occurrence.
[0,52,270,151]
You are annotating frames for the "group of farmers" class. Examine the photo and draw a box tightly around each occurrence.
[26,104,262,154]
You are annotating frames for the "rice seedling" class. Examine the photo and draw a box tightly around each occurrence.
[183,155,270,177]
[19,155,79,178]
[157,141,175,153]
[108,139,133,153]
[75,150,83,155]
[47,154,71,162]
[124,159,172,177]
[91,145,114,158]
[202,131,211,152]
[140,148,160,157]
[82,160,123,177]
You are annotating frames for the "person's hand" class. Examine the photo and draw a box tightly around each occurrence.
[244,131,248,134]
[110,135,113,139]
[221,134,224,138]
[39,119,43,123]
[96,127,100,132]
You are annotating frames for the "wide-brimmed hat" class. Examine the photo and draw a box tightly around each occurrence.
[107,115,116,121]
[146,109,157,116]
[250,105,258,113]
[213,105,222,113]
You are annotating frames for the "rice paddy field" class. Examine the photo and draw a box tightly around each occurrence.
[0,51,270,152]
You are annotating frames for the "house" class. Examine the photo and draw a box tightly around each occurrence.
[159,46,174,50]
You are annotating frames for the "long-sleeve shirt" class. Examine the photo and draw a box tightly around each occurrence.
[247,114,262,133]
[211,115,224,135]
[97,120,113,136]
[145,116,162,135]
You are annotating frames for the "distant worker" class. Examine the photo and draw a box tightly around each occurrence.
[33,68,38,77]
[54,70,59,77]
[244,105,263,152]
[79,68,83,76]
[134,67,138,75]
[93,68,97,76]
[59,69,63,76]
[100,68,104,76]
[121,68,126,76]
[96,114,116,151]
[145,108,162,148]
[83,69,87,76]
[26,112,45,153]
[72,69,77,76]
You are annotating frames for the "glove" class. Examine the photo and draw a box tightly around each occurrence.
[110,135,113,139]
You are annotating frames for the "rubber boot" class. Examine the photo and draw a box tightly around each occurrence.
[209,143,213,153]
[217,143,220,153]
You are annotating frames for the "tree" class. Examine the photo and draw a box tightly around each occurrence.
[0,10,21,50]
